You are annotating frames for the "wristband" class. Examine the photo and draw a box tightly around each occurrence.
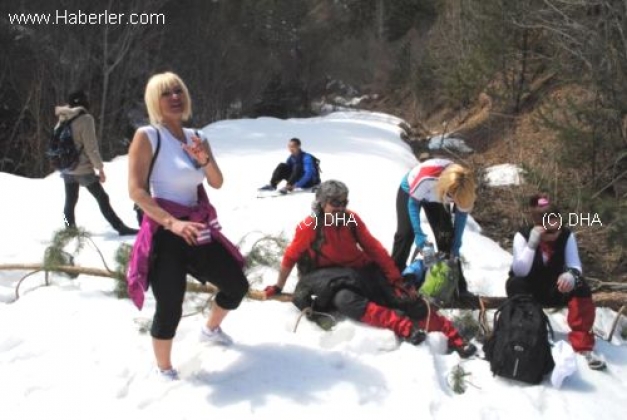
[566,267,583,287]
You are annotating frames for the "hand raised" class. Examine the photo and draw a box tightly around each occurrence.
[182,135,210,166]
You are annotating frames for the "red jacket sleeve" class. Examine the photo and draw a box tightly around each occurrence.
[281,216,316,270]
[351,212,402,283]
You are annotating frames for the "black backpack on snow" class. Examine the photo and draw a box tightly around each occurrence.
[483,295,555,384]
[46,111,86,171]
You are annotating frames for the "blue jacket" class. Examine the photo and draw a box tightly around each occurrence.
[287,151,320,188]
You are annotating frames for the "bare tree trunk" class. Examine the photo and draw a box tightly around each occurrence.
[376,0,385,40]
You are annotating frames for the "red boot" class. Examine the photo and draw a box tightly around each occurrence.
[415,308,477,358]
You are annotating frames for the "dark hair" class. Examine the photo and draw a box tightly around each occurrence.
[68,90,89,109]
[528,193,549,208]
[528,193,560,224]
[289,138,301,147]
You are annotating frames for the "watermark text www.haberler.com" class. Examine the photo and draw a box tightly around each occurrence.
[7,9,165,26]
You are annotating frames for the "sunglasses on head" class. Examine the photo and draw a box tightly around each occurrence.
[328,198,348,207]
[161,87,184,98]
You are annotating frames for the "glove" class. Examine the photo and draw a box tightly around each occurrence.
[264,285,282,298]
[403,259,424,277]
[414,233,427,249]
[527,226,544,250]
[557,271,575,293]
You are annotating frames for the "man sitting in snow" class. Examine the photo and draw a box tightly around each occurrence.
[264,180,477,358]
[507,193,606,370]
[258,137,321,194]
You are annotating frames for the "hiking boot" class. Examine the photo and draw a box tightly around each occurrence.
[581,351,607,370]
[258,184,275,191]
[278,187,289,195]
[156,367,180,381]
[449,342,477,359]
[402,328,427,346]
[200,326,233,346]
[116,225,139,236]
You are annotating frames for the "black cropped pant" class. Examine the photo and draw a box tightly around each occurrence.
[148,229,249,339]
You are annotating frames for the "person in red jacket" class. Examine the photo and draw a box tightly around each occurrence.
[265,180,476,357]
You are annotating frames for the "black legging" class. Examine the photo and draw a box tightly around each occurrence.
[63,179,124,229]
[148,229,249,339]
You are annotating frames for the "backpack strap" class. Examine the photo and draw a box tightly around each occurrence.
[66,110,87,154]
[66,110,86,124]
[143,125,161,193]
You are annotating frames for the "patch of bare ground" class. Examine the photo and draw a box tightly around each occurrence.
[365,80,625,285]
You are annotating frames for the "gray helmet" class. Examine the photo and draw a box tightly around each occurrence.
[312,180,349,212]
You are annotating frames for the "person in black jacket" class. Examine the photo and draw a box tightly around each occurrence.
[258,138,321,194]
[507,193,606,370]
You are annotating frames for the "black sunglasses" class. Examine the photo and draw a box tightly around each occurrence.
[328,198,348,207]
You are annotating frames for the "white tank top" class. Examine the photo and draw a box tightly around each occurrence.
[140,125,206,207]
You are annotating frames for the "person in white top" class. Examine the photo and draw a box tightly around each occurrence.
[507,193,606,370]
[128,72,249,380]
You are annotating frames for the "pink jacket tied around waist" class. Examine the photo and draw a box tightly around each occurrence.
[127,185,245,310]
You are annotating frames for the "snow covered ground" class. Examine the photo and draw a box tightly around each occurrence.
[0,111,625,420]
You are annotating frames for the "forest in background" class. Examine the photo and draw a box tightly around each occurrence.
[1,0,625,279]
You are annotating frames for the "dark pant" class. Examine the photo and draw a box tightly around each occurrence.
[391,187,415,272]
[148,229,249,339]
[506,275,595,351]
[63,175,124,230]
[270,162,318,188]
[391,188,467,293]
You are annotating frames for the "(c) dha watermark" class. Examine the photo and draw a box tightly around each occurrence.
[298,212,358,230]
[542,212,603,230]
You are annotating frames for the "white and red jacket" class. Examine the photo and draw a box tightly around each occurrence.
[400,159,470,256]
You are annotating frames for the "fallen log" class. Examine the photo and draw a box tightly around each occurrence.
[252,290,627,312]
[3,264,626,311]
[0,264,114,278]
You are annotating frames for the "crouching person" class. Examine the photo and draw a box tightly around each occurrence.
[264,180,476,358]
[507,194,605,370]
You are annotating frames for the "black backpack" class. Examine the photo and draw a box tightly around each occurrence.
[46,111,86,170]
[483,295,555,384]
[307,153,322,183]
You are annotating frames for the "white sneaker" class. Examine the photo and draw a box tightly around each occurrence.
[200,326,233,346]
[156,367,180,381]
[581,351,607,371]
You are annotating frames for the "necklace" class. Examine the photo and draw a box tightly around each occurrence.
[161,123,186,143]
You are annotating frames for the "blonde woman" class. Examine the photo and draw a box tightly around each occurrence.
[127,72,249,380]
[391,159,476,296]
